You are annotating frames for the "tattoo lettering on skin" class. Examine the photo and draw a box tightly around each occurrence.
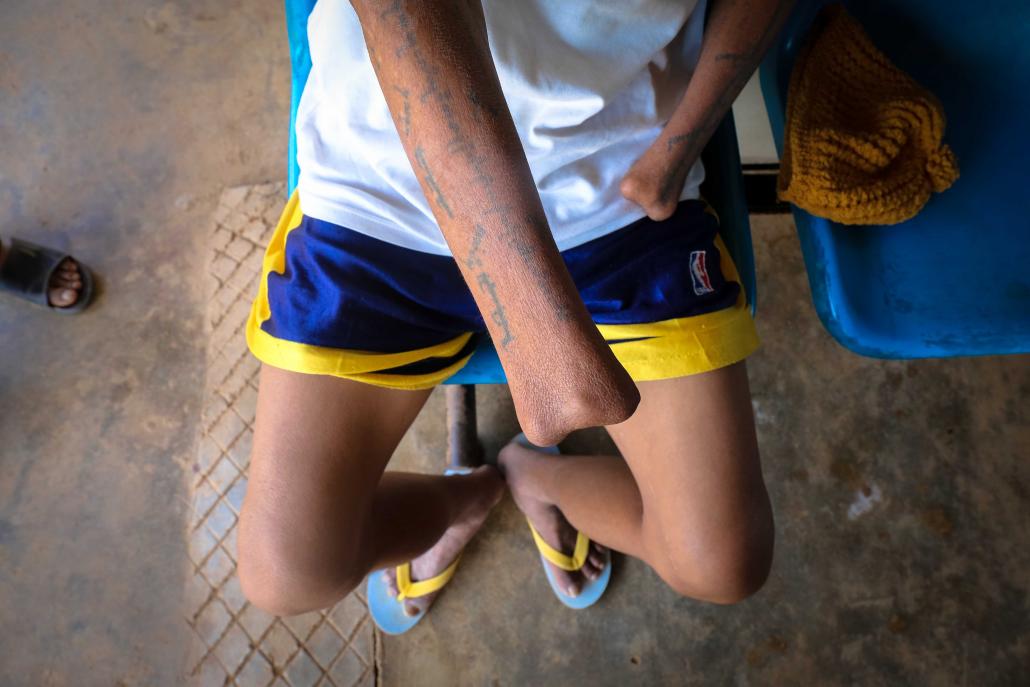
[710,0,795,72]
[666,130,700,154]
[366,43,384,73]
[658,0,795,203]
[370,0,566,348]
[476,272,514,349]
[466,223,486,269]
[467,83,503,119]
[392,85,413,137]
[467,221,537,270]
[714,52,748,64]
[379,2,499,191]
[514,212,548,263]
[660,129,702,201]
[483,202,515,216]
[414,146,453,217]
[447,138,495,187]
[380,1,417,58]
[554,299,574,322]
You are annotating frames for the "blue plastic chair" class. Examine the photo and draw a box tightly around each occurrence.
[760,0,1030,359]
[285,0,757,384]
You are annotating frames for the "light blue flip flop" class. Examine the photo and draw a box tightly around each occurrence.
[367,468,470,635]
[514,434,612,609]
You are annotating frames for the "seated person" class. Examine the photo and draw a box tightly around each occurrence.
[239,0,789,621]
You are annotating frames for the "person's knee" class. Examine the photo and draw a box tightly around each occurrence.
[654,506,775,605]
[237,506,366,616]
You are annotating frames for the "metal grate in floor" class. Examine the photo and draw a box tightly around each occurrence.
[184,183,375,686]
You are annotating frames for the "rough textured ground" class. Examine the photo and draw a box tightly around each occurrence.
[0,2,288,684]
[193,189,1030,686]
[1,1,1028,686]
[183,184,375,686]
[381,214,1030,687]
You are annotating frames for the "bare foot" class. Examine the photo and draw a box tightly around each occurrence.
[384,465,505,616]
[498,439,608,598]
[0,240,84,308]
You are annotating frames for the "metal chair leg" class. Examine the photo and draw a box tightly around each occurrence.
[445,384,481,472]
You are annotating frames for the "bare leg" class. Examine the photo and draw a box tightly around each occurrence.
[238,365,504,616]
[500,362,774,603]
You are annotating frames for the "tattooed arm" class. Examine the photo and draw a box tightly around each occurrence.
[620,0,795,220]
[350,0,639,445]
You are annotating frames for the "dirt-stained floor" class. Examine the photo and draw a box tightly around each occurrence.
[1,2,1027,685]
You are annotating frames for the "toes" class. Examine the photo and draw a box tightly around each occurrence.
[555,568,582,598]
[49,287,76,307]
[56,274,82,289]
[50,261,84,307]
[384,570,427,615]
[56,260,81,278]
[579,543,609,582]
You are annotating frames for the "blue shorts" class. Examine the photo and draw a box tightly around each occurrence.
[247,192,759,389]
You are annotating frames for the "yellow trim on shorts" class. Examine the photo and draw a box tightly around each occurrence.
[598,234,759,381]
[246,192,759,390]
[598,300,759,381]
[245,191,476,389]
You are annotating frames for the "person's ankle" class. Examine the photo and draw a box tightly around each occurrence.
[448,466,502,519]
[500,442,559,503]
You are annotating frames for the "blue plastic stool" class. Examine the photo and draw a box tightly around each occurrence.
[284,0,757,383]
[760,0,1030,359]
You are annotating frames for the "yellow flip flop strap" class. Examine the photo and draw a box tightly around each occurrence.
[528,522,590,572]
[394,555,462,601]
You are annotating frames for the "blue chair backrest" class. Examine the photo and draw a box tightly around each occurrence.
[286,0,318,195]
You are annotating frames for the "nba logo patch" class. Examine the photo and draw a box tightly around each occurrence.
[689,250,715,296]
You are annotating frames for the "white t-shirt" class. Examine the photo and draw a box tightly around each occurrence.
[297,0,707,256]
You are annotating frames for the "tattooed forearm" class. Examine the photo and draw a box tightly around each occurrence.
[413,146,453,217]
[476,272,514,348]
[666,130,700,153]
[714,52,749,64]
[353,0,640,442]
[465,223,486,269]
[392,85,413,136]
[357,1,591,351]
[378,3,502,196]
[657,0,796,202]
[467,84,503,119]
[711,0,795,71]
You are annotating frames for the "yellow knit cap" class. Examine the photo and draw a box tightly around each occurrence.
[777,5,959,225]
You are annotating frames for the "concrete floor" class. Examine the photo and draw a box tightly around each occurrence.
[1,1,288,684]
[1,2,1028,686]
[382,214,1030,686]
